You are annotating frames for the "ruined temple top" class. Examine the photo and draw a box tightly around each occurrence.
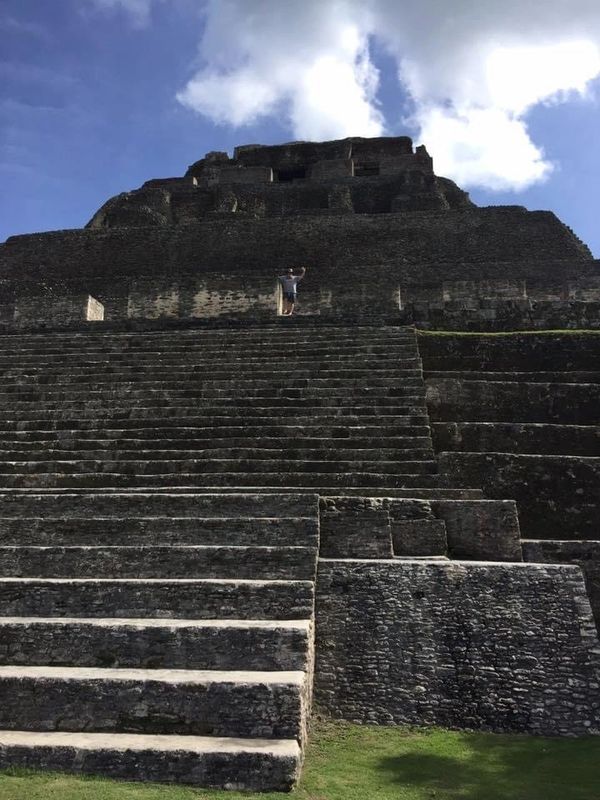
[185,135,425,181]
[86,135,473,229]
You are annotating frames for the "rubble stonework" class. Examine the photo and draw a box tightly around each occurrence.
[0,136,598,790]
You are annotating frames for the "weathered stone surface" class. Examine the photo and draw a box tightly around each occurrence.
[0,486,320,790]
[315,559,600,735]
[419,331,600,371]
[391,519,447,557]
[319,496,393,558]
[432,422,600,456]
[0,544,317,580]
[0,666,307,739]
[0,731,301,791]
[0,516,319,548]
[426,378,600,424]
[440,452,600,540]
[430,499,522,562]
[1,210,595,326]
[0,618,311,671]
[523,540,600,635]
[0,578,314,620]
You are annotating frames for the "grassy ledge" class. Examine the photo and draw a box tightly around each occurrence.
[1,721,599,800]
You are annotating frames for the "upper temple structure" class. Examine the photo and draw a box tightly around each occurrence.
[87,136,472,228]
[0,135,598,328]
[0,136,598,791]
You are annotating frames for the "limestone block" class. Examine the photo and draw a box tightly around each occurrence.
[319,496,393,558]
[392,519,448,557]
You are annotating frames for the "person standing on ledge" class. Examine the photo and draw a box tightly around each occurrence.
[278,267,306,316]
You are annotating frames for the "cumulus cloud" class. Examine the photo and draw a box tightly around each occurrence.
[177,1,383,139]
[175,1,600,190]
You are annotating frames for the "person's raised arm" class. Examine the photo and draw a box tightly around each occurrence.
[297,267,306,281]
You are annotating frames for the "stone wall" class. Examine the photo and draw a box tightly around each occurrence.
[522,540,600,635]
[0,208,597,327]
[315,559,600,735]
[440,452,600,540]
[418,331,600,370]
[318,496,522,562]
[427,379,600,424]
[420,332,600,540]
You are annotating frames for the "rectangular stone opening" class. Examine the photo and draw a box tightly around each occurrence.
[354,162,380,176]
[276,167,307,182]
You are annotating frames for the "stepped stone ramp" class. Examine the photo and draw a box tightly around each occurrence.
[0,492,318,789]
[0,323,474,497]
[420,331,600,538]
[419,330,600,629]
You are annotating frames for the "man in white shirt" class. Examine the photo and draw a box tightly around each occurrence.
[278,267,306,316]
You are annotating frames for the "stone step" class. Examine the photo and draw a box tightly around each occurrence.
[0,617,311,671]
[426,377,600,425]
[0,393,427,410]
[0,486,484,498]
[0,353,423,368]
[0,386,427,401]
[0,385,425,409]
[0,447,435,462]
[0,472,450,489]
[2,375,424,399]
[0,425,433,439]
[0,437,434,453]
[0,545,317,580]
[1,374,423,391]
[0,338,417,355]
[0,492,318,518]
[0,458,439,476]
[0,516,319,547]
[0,342,420,357]
[418,355,600,372]
[0,411,429,427]
[0,341,419,358]
[0,331,416,352]
[0,730,301,791]
[0,366,423,381]
[432,422,600,456]
[0,577,314,619]
[0,666,307,739]
[0,322,412,336]
[424,370,600,384]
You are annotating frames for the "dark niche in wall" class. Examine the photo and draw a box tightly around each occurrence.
[354,162,380,176]
[276,167,307,183]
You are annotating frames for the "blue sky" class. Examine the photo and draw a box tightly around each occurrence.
[2,0,600,257]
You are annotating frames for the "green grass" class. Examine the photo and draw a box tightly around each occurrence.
[416,328,600,337]
[1,721,599,800]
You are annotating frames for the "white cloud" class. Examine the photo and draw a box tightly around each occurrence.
[176,0,383,139]
[147,0,600,191]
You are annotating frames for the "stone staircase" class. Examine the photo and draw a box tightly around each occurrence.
[0,322,479,788]
[0,491,317,790]
[0,323,477,497]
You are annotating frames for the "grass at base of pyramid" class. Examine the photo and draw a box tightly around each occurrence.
[0,717,598,800]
